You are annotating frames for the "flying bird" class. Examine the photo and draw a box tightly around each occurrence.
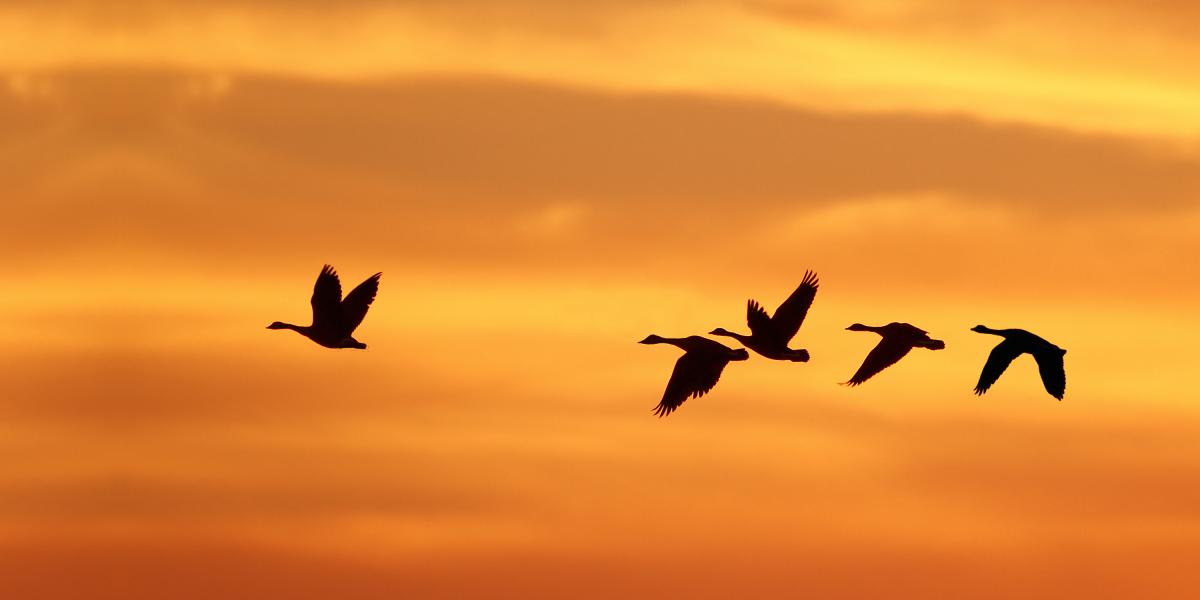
[639,335,749,417]
[843,322,945,386]
[710,271,819,362]
[971,325,1066,400]
[267,264,381,349]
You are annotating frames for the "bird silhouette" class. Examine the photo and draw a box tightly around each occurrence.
[843,322,945,386]
[971,325,1066,400]
[710,271,819,362]
[267,264,381,349]
[639,335,749,417]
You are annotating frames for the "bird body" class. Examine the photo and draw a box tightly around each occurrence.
[639,334,749,417]
[971,325,1066,400]
[711,271,818,362]
[843,322,944,386]
[268,265,381,349]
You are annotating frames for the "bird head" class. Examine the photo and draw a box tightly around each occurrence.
[266,321,288,330]
[709,327,732,336]
[970,325,989,333]
[845,323,870,331]
[638,334,665,344]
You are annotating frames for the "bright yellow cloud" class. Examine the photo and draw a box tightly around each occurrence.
[4,2,1200,138]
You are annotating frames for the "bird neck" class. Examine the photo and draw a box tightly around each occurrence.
[712,329,752,344]
[641,334,685,347]
[848,324,881,333]
[280,323,309,334]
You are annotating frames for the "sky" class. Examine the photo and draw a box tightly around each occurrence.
[2,1,1200,598]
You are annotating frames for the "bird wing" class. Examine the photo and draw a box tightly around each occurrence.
[341,272,381,334]
[844,337,913,386]
[1033,349,1066,400]
[745,299,773,338]
[974,340,1022,396]
[310,265,343,330]
[769,270,819,342]
[653,352,728,417]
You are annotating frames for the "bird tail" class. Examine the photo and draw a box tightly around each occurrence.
[920,339,946,350]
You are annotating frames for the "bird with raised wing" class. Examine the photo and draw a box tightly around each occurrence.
[843,322,945,386]
[639,335,749,417]
[267,264,381,349]
[971,325,1066,400]
[710,271,819,362]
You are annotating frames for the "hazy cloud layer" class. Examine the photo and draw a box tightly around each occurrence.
[2,69,1199,298]
[8,70,1199,205]
[4,70,1200,240]
[750,0,1200,35]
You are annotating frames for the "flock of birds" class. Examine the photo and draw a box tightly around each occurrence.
[639,270,1067,416]
[267,265,1068,418]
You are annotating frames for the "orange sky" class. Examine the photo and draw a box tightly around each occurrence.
[2,1,1200,598]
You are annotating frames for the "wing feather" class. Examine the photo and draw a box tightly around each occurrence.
[341,272,381,334]
[653,353,728,417]
[769,270,819,343]
[310,265,343,330]
[844,337,913,386]
[746,300,772,338]
[1033,348,1066,400]
[974,340,1022,396]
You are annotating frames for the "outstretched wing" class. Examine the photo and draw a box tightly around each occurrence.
[1033,349,1066,400]
[974,340,1022,396]
[654,353,728,417]
[341,272,381,334]
[746,300,773,338]
[770,270,819,343]
[844,338,913,386]
[310,265,343,329]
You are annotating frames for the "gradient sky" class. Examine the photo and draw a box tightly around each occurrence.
[3,1,1200,598]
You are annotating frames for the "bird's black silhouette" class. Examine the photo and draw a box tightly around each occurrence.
[710,271,819,362]
[267,265,381,349]
[971,325,1066,400]
[639,335,749,417]
[843,322,945,386]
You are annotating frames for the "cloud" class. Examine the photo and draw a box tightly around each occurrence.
[2,68,1199,293]
[170,72,1200,211]
[6,69,1200,220]
[5,534,1200,600]
[0,0,688,35]
[4,401,1200,599]
[747,0,1200,36]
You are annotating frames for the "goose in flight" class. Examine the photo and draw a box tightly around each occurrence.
[267,265,381,349]
[843,322,945,386]
[971,325,1066,400]
[639,335,749,417]
[710,271,819,362]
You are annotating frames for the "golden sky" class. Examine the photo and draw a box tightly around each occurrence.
[2,1,1200,598]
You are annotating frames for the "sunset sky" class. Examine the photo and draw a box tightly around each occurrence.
[3,1,1200,598]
